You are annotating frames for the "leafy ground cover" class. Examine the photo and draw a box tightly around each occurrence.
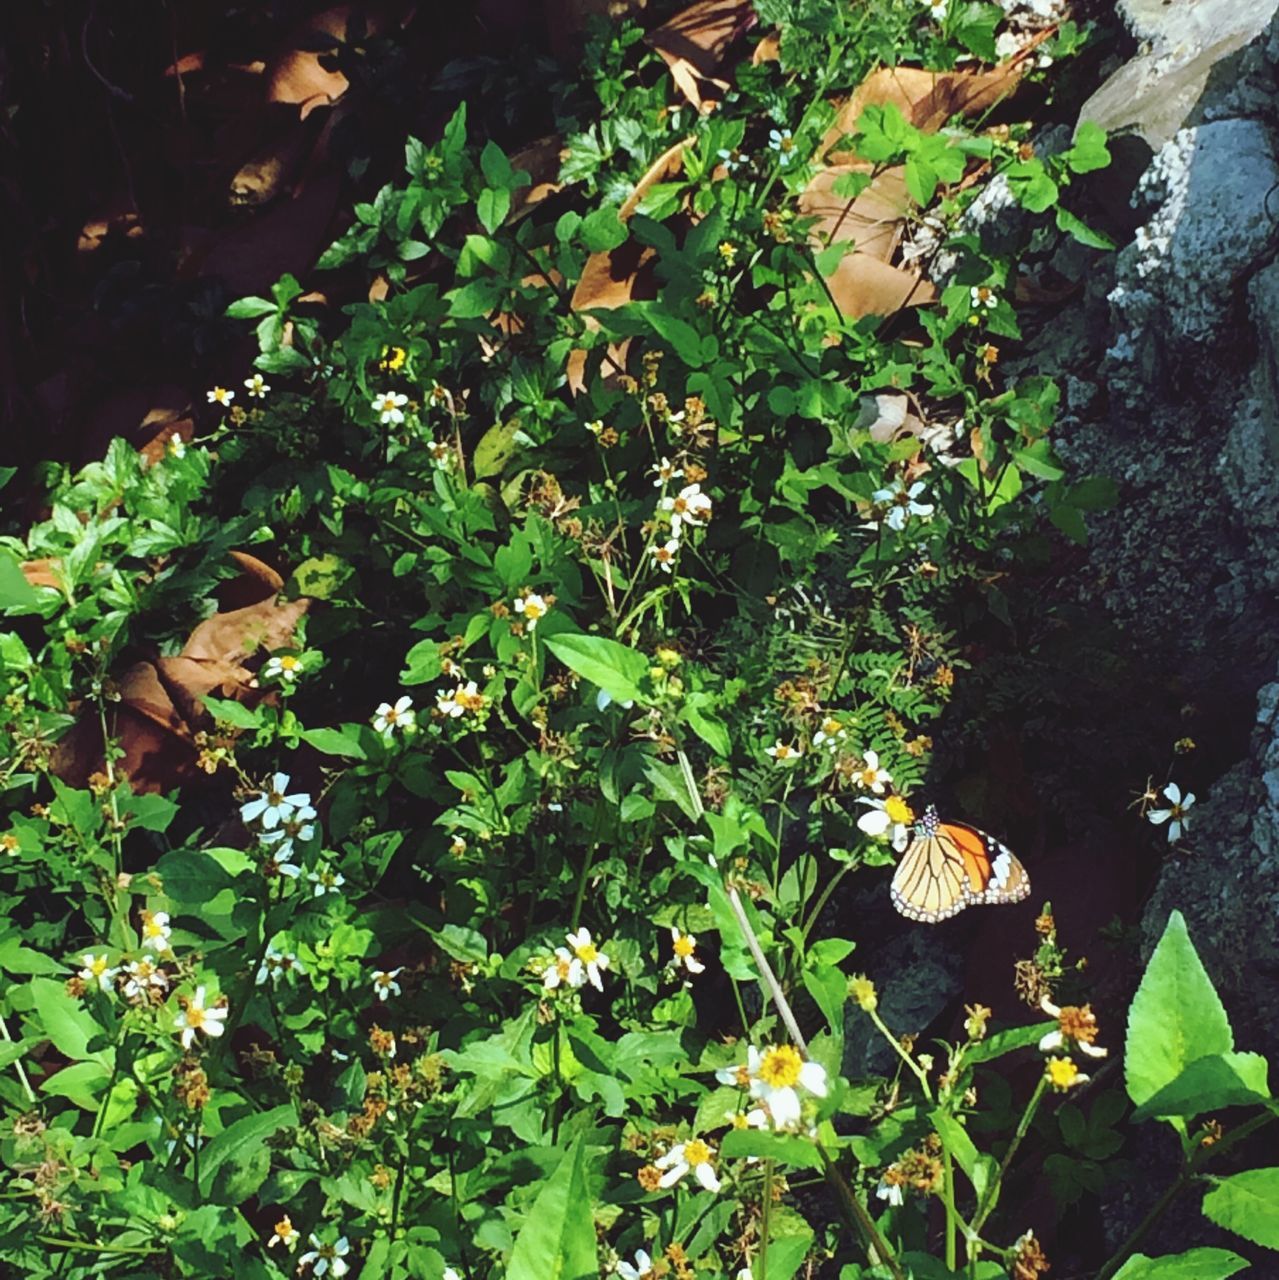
[2,2,1278,1278]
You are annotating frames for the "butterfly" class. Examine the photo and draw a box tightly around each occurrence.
[891,805,1030,923]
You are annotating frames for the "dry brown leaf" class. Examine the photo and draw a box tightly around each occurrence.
[21,559,62,590]
[266,5,361,116]
[798,164,911,263]
[821,62,1027,161]
[182,596,311,666]
[224,551,285,605]
[824,252,936,320]
[619,135,695,221]
[647,0,757,113]
[508,135,568,222]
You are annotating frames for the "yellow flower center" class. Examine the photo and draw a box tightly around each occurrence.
[280,656,298,671]
[90,957,108,976]
[885,795,914,825]
[1046,1057,1080,1090]
[456,688,486,711]
[556,957,572,980]
[522,599,544,620]
[759,1045,803,1089]
[274,1217,295,1240]
[730,1111,749,1129]
[673,935,695,958]
[850,976,877,1012]
[775,744,792,759]
[186,1004,207,1030]
[574,941,598,964]
[144,918,165,938]
[821,719,842,736]
[684,1138,712,1166]
[377,973,393,987]
[656,547,674,563]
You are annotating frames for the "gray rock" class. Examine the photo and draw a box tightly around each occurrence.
[1119,0,1279,49]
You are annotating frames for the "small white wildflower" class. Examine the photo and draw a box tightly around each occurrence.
[876,1178,905,1206]
[616,1249,655,1280]
[543,946,583,991]
[139,910,172,953]
[122,958,168,1000]
[767,128,796,164]
[267,1215,299,1250]
[655,1138,721,1192]
[372,391,409,425]
[206,386,234,406]
[1039,995,1109,1060]
[436,681,486,718]
[244,373,271,399]
[373,694,416,736]
[1148,782,1195,842]
[970,284,998,310]
[240,773,312,831]
[747,1044,827,1129]
[650,457,683,487]
[298,1233,351,1278]
[78,953,118,992]
[650,538,680,574]
[670,926,706,975]
[566,927,610,991]
[853,750,892,794]
[661,483,712,533]
[872,478,935,532]
[174,985,228,1050]
[513,591,549,630]
[372,967,404,1002]
[256,944,304,986]
[308,865,346,898]
[764,739,802,763]
[813,717,847,750]
[262,654,303,684]
[858,795,915,852]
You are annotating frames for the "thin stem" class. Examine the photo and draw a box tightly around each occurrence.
[970,1074,1047,1236]
[867,1006,931,1100]
[943,1148,957,1271]
[817,1143,906,1280]
[0,1012,35,1104]
[760,1159,774,1280]
[800,862,854,946]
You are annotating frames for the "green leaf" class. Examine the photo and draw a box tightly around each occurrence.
[543,634,648,706]
[1126,910,1234,1113]
[580,206,628,253]
[28,978,107,1061]
[300,726,368,760]
[477,188,511,235]
[1131,1052,1269,1122]
[1202,1168,1279,1248]
[1111,1249,1249,1280]
[720,1128,824,1170]
[201,695,264,730]
[931,1109,993,1202]
[643,758,701,822]
[225,296,277,320]
[155,849,239,902]
[480,140,517,190]
[0,552,40,613]
[1055,205,1116,250]
[446,279,502,319]
[199,1104,296,1197]
[681,695,730,757]
[637,306,707,368]
[506,1138,597,1280]
[1066,121,1112,174]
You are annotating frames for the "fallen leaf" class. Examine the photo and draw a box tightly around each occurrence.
[821,61,1028,161]
[647,0,757,113]
[751,31,780,64]
[222,551,285,607]
[619,135,695,220]
[21,559,62,591]
[182,596,311,666]
[508,134,568,222]
[265,5,362,117]
[824,252,935,319]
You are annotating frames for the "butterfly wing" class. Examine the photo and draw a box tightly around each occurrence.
[890,832,971,922]
[890,817,1030,923]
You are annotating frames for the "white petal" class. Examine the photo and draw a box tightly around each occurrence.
[695,1162,721,1192]
[798,1061,827,1096]
[765,1085,801,1128]
[1162,783,1181,804]
[1039,1030,1063,1053]
[658,1162,688,1187]
[858,809,890,836]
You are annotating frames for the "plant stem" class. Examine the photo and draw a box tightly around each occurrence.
[0,1012,35,1104]
[943,1148,957,1271]
[760,1159,774,1280]
[817,1143,906,1280]
[970,1074,1046,1237]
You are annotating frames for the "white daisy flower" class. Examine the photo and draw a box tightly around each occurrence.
[373,695,416,736]
[715,1062,750,1089]
[167,436,186,459]
[872,478,935,531]
[373,391,409,425]
[122,957,168,1000]
[78,953,118,991]
[1038,995,1109,1059]
[650,457,683,487]
[244,373,271,399]
[858,795,915,852]
[616,1248,655,1279]
[764,739,802,763]
[566,927,610,991]
[260,829,303,878]
[256,944,304,986]
[308,865,346,898]
[298,1233,351,1278]
[240,773,313,831]
[513,591,548,630]
[923,0,948,18]
[650,539,681,574]
[372,967,404,1002]
[655,1137,721,1192]
[427,440,455,471]
[969,284,998,310]
[876,1178,905,1206]
[542,946,584,991]
[813,717,847,750]
[746,1044,828,1129]
[1148,782,1195,842]
[660,483,712,533]
[262,654,302,684]
[174,985,228,1050]
[436,681,486,718]
[206,386,234,406]
[853,750,892,794]
[267,1215,299,1250]
[670,926,705,975]
[767,128,796,164]
[139,910,172,953]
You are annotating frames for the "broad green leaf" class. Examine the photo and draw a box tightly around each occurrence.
[0,552,41,612]
[201,695,264,729]
[1066,121,1112,174]
[1202,1168,1279,1248]
[720,1128,824,1170]
[1056,205,1116,250]
[682,696,730,757]
[1126,911,1233,1111]
[199,1104,296,1197]
[225,296,276,319]
[28,978,107,1061]
[155,849,240,902]
[477,188,511,234]
[931,1109,993,1203]
[543,633,648,706]
[300,726,368,760]
[506,1138,597,1280]
[1112,1248,1249,1279]
[579,206,627,253]
[1131,1052,1269,1122]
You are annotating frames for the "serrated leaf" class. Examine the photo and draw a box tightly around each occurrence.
[506,1138,597,1280]
[199,1104,295,1197]
[1131,1052,1269,1122]
[544,633,648,706]
[1126,911,1234,1113]
[1202,1168,1279,1248]
[1111,1249,1249,1280]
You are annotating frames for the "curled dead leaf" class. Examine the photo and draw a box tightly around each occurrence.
[647,0,757,113]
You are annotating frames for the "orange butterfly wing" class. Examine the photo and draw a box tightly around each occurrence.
[890,811,1030,923]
